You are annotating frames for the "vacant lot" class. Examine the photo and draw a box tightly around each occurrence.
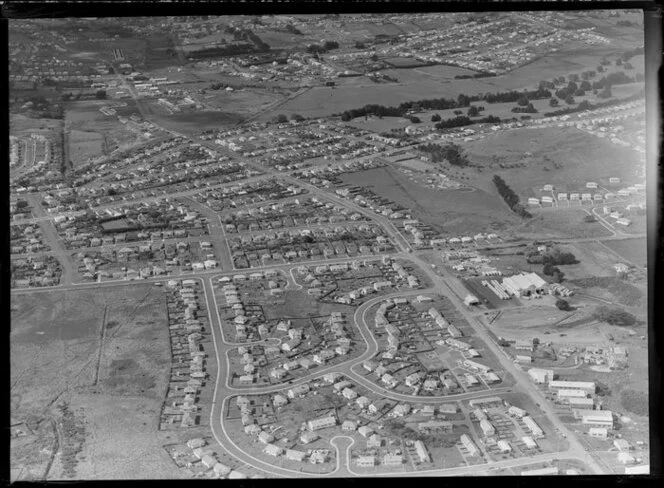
[554,241,626,280]
[338,166,519,235]
[69,129,105,164]
[602,237,647,267]
[507,208,614,240]
[10,284,179,480]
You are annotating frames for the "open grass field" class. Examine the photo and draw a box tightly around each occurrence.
[461,127,643,195]
[10,284,179,480]
[506,208,614,240]
[554,241,626,280]
[601,237,648,268]
[65,101,142,166]
[338,165,519,235]
[69,129,105,164]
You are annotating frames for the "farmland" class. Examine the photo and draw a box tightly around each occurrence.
[10,284,187,481]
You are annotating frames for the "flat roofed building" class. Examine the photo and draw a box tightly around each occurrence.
[521,436,537,449]
[588,427,608,439]
[569,397,594,409]
[414,440,430,463]
[549,380,596,395]
[460,434,479,456]
[528,368,554,384]
[558,389,588,399]
[581,410,613,428]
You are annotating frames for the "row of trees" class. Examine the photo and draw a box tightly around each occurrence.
[454,72,496,80]
[544,90,644,117]
[434,114,501,130]
[492,175,531,219]
[338,86,553,122]
[418,143,471,167]
[306,40,339,54]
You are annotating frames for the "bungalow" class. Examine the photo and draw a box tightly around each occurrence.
[367,434,382,448]
[307,415,337,431]
[392,404,411,417]
[285,449,306,462]
[213,463,232,478]
[357,455,375,468]
[358,425,374,438]
[287,384,311,399]
[381,373,398,389]
[201,454,218,469]
[270,368,287,380]
[324,372,342,384]
[263,444,283,457]
[300,431,320,444]
[356,396,371,409]
[382,454,404,466]
[258,431,275,444]
[299,358,314,370]
[283,360,300,371]
[341,420,357,431]
[273,394,288,407]
[342,388,358,400]
[363,360,378,372]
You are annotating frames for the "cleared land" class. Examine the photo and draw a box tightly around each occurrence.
[10,284,185,481]
[338,165,519,235]
[601,237,647,267]
[506,208,614,240]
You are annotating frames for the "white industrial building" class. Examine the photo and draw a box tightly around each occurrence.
[501,272,547,298]
[460,434,479,456]
[581,410,613,428]
[522,416,544,437]
[549,380,596,395]
[528,368,554,384]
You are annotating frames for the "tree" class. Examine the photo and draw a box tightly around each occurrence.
[583,214,597,223]
[616,58,623,66]
[323,40,339,50]
[598,86,612,99]
[592,306,637,326]
[431,113,441,122]
[568,73,579,83]
[580,80,592,91]
[556,299,572,311]
[564,95,575,105]
[517,96,529,107]
[552,269,565,283]
[574,88,585,97]
[274,114,288,123]
[291,113,305,122]
[549,97,560,107]
[453,110,463,116]
[355,41,366,49]
[467,105,479,117]
[409,116,421,123]
[567,81,578,93]
[597,65,605,73]
[95,89,107,99]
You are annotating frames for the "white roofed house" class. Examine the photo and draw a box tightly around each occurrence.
[263,444,283,457]
[358,425,374,438]
[285,449,307,462]
[307,414,337,431]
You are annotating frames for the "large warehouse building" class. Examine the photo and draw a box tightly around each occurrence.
[501,272,547,297]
